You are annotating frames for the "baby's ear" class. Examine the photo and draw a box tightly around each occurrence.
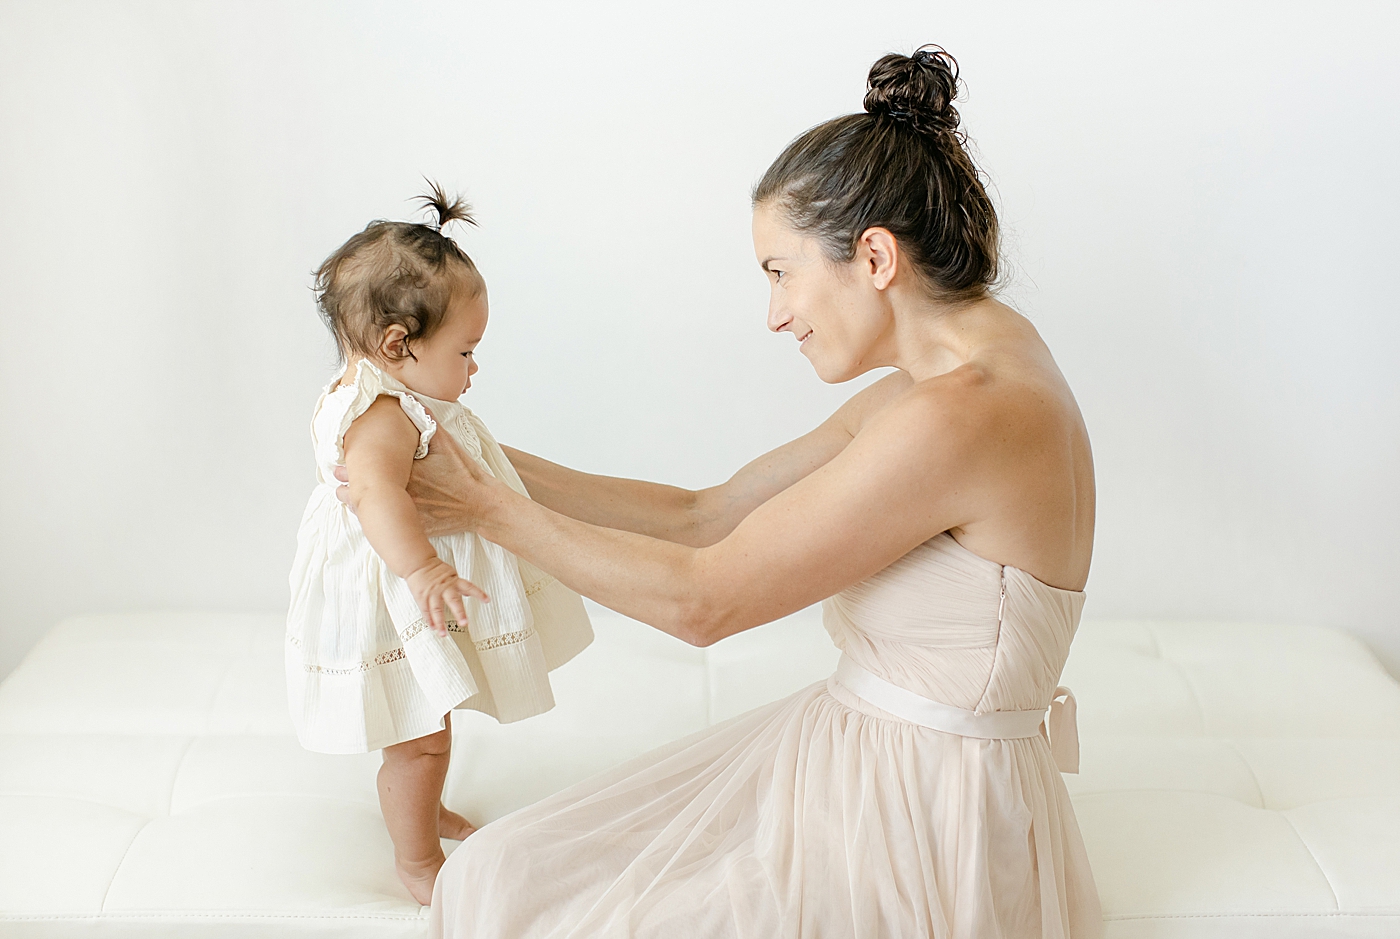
[379,324,411,361]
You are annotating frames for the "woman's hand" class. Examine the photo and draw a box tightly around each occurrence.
[405,418,509,537]
[405,557,489,637]
[334,406,510,538]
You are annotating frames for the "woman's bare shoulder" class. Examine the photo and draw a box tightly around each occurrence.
[846,360,1077,496]
[865,359,1093,589]
[835,370,917,434]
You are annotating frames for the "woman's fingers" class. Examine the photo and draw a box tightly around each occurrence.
[406,412,498,537]
[330,466,356,509]
[456,578,490,604]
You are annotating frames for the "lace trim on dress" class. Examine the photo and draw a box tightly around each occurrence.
[397,624,543,654]
[397,619,537,653]
[450,412,485,462]
[400,618,468,643]
[393,392,437,459]
[288,624,540,674]
[474,628,536,652]
[286,634,409,675]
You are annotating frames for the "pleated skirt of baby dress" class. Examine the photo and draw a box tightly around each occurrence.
[286,359,593,754]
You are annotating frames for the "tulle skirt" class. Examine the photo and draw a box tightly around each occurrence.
[430,677,1102,939]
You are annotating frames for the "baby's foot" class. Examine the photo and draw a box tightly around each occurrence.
[438,802,477,841]
[396,850,445,906]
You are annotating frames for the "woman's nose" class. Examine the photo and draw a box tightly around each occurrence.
[767,298,791,334]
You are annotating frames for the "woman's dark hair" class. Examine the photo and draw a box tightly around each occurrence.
[313,180,480,363]
[752,45,998,303]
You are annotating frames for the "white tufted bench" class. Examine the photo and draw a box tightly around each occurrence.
[1,610,1398,937]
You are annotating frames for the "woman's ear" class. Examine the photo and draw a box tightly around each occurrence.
[857,227,899,290]
[379,324,412,362]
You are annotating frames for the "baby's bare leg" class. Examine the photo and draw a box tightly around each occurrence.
[435,713,477,841]
[379,725,453,905]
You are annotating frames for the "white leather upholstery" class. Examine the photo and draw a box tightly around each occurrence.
[1061,620,1400,937]
[1,611,1397,937]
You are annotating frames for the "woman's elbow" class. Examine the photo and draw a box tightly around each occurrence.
[671,551,745,647]
[675,597,729,648]
[682,487,736,548]
[687,626,723,648]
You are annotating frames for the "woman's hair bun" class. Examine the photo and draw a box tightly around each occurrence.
[415,178,477,232]
[863,44,962,136]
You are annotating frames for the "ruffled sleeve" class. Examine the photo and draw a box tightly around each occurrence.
[330,360,437,463]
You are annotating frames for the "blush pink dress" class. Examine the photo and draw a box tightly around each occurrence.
[430,532,1103,938]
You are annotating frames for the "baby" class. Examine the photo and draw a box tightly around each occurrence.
[285,183,593,903]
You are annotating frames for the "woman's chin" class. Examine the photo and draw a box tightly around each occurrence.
[801,343,856,384]
[807,355,866,385]
[808,359,847,385]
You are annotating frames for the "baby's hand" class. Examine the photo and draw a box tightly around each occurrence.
[405,558,490,637]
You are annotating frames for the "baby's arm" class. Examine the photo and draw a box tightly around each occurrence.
[342,395,488,636]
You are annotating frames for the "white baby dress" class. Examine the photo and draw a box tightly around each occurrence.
[286,359,593,754]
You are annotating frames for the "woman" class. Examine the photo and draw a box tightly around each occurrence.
[346,45,1102,938]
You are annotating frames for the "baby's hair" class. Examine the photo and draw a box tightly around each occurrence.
[314,180,481,364]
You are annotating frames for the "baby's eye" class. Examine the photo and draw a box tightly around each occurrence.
[461,351,475,358]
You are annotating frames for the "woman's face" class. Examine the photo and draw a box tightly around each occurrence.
[752,203,887,383]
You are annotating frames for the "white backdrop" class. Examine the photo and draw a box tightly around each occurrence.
[2,0,1397,679]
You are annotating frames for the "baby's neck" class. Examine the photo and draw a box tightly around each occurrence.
[337,357,447,402]
[337,356,402,386]
[335,357,370,391]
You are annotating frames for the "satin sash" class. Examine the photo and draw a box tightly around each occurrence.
[832,653,1080,773]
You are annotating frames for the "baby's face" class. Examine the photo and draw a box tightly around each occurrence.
[392,281,488,401]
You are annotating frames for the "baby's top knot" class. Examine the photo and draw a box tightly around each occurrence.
[415,179,477,233]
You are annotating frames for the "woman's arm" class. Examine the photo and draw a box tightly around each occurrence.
[498,446,708,545]
[418,382,989,647]
[496,372,915,546]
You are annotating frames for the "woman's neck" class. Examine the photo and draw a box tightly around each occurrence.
[883,294,1020,383]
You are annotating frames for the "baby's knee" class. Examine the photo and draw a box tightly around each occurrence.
[383,726,451,762]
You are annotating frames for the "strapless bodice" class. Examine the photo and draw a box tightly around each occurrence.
[822,531,1086,714]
